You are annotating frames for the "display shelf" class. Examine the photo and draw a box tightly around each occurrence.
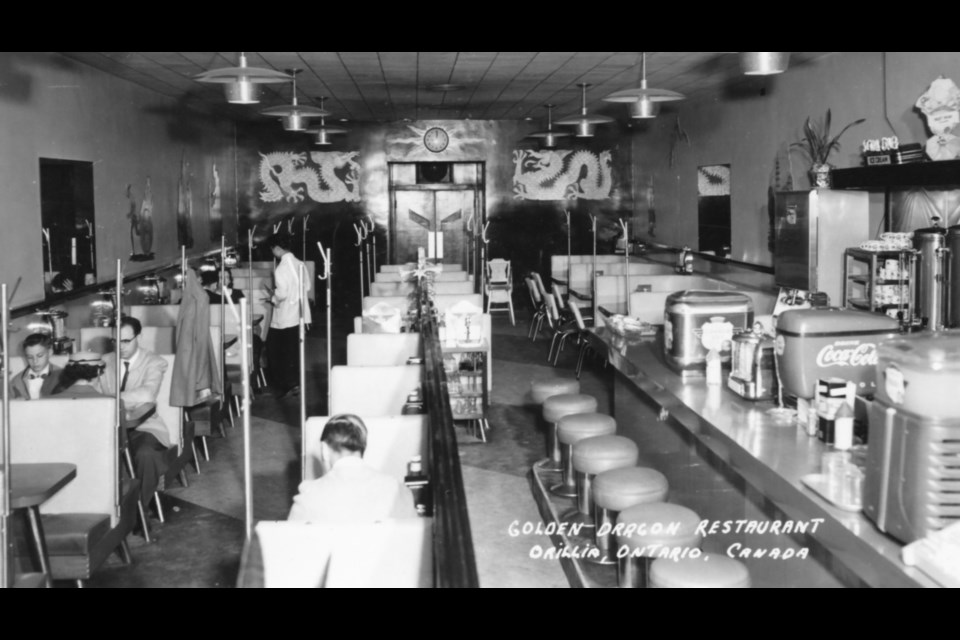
[843,247,916,329]
[442,347,489,443]
[831,159,960,190]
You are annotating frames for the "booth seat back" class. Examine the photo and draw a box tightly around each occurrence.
[239,261,276,271]
[154,353,183,447]
[363,294,482,315]
[79,326,176,355]
[6,355,70,376]
[128,304,179,327]
[235,261,314,302]
[232,275,273,291]
[241,518,432,588]
[303,414,427,482]
[330,365,422,416]
[208,305,256,365]
[6,397,119,525]
[552,255,622,281]
[370,280,473,297]
[347,334,422,367]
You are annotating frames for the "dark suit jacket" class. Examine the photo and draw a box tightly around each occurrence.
[9,364,63,399]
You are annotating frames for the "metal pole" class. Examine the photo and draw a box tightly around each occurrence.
[354,224,365,309]
[566,209,572,299]
[240,297,253,543]
[620,219,630,315]
[248,229,254,346]
[302,216,308,264]
[298,262,307,484]
[591,215,597,322]
[1,283,10,588]
[317,242,332,417]
[114,260,122,521]
[220,237,226,421]
[365,220,373,285]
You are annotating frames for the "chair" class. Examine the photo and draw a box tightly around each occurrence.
[525,276,545,340]
[485,259,515,325]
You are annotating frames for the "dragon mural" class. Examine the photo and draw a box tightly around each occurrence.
[258,151,361,204]
[513,149,614,201]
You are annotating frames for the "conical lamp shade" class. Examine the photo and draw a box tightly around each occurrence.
[740,52,791,75]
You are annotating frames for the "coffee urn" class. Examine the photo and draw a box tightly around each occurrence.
[913,220,948,330]
[947,224,960,328]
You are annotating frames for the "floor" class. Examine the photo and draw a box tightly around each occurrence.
[76,304,603,588]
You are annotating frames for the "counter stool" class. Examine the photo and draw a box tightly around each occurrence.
[530,378,581,405]
[592,467,669,564]
[615,502,702,588]
[649,553,751,588]
[567,435,638,528]
[552,413,617,498]
[540,393,598,471]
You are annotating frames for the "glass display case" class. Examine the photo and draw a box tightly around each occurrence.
[843,247,918,328]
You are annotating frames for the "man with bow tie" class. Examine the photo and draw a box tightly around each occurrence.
[9,333,62,399]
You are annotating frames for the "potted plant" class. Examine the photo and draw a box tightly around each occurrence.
[791,109,865,188]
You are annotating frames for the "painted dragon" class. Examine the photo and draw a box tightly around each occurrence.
[259,151,361,203]
[512,149,613,201]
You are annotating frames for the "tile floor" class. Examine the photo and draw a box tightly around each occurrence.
[79,307,601,588]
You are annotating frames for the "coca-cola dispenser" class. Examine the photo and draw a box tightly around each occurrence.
[775,308,900,400]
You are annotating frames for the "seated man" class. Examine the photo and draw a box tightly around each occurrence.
[51,351,109,397]
[288,414,417,523]
[94,316,171,507]
[9,333,63,399]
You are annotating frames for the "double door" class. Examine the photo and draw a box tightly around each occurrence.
[392,188,478,267]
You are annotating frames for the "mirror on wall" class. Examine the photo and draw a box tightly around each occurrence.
[697,164,731,257]
[39,158,96,297]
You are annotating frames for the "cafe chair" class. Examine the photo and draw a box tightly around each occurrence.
[485,259,515,325]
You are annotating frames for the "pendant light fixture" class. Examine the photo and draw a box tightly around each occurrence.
[739,52,791,76]
[259,68,330,131]
[556,83,614,137]
[603,52,684,119]
[306,97,348,145]
[526,104,571,149]
[194,52,291,105]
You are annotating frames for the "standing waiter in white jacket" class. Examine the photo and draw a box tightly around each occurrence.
[266,234,312,397]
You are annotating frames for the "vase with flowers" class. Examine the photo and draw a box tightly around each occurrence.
[791,109,865,188]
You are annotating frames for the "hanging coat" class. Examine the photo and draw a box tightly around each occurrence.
[171,269,222,407]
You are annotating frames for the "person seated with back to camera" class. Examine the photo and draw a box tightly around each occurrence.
[9,333,63,400]
[288,414,418,524]
[51,351,110,397]
[93,315,172,505]
[199,267,244,304]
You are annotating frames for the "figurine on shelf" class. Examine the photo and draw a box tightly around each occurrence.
[916,76,960,161]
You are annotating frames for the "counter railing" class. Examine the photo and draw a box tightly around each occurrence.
[418,286,480,588]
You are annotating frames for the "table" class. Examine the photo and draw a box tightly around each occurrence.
[11,463,77,587]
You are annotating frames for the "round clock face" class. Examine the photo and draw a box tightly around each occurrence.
[423,127,449,153]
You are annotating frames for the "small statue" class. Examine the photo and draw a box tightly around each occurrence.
[916,76,960,161]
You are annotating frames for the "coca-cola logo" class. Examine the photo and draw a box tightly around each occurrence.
[815,341,878,368]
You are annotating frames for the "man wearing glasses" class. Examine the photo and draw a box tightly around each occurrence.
[95,316,171,511]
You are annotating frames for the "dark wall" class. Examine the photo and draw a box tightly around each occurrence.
[236,117,636,313]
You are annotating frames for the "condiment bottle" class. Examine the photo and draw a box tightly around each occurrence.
[833,401,854,450]
[706,349,722,385]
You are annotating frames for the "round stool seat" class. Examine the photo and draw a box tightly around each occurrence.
[531,378,581,405]
[615,502,702,554]
[543,393,597,424]
[572,435,638,476]
[593,467,669,511]
[650,553,751,588]
[557,413,616,445]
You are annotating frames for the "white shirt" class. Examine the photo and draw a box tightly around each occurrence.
[287,456,417,524]
[26,365,51,400]
[271,252,312,329]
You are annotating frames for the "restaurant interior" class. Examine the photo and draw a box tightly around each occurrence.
[2,52,960,588]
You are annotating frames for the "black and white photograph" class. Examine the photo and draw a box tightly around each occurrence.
[1,52,959,589]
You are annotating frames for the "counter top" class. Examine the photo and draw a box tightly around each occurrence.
[589,327,935,588]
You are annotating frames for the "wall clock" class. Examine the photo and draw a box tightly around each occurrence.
[423,127,449,153]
